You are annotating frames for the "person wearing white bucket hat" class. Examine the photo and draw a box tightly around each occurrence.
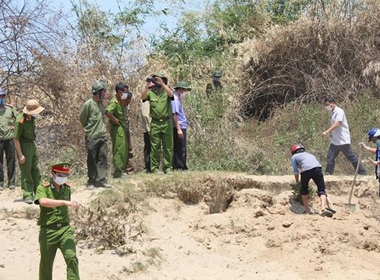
[14,99,44,204]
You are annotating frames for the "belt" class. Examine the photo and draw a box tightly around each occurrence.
[152,116,169,122]
[43,223,70,230]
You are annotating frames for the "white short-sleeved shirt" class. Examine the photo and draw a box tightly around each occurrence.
[331,106,351,145]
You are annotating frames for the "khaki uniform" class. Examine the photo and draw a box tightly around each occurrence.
[0,104,17,188]
[35,180,80,280]
[140,100,151,173]
[79,98,108,185]
[13,113,41,200]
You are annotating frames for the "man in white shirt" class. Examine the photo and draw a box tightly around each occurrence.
[321,97,366,175]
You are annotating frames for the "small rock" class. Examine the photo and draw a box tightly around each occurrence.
[254,207,266,217]
[267,226,275,231]
[282,221,293,228]
[363,225,370,230]
[315,266,323,271]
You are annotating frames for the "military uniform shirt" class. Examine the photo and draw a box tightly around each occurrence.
[106,96,126,127]
[79,98,107,140]
[146,89,173,120]
[0,105,17,140]
[34,181,71,226]
[14,113,36,142]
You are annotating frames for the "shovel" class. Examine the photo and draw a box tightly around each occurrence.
[345,151,361,211]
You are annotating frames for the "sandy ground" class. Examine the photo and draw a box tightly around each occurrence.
[1,173,380,280]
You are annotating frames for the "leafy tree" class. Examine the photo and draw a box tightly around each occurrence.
[265,0,312,24]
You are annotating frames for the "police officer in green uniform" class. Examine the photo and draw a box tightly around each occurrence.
[34,162,80,280]
[105,82,130,178]
[79,82,112,189]
[141,74,174,173]
[14,99,44,204]
[0,87,18,191]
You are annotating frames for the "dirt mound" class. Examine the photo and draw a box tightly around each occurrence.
[1,173,380,280]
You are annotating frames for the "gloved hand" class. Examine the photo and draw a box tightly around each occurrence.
[359,142,368,150]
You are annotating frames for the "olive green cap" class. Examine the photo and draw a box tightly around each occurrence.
[92,81,107,94]
[213,70,222,77]
[153,73,167,79]
[174,81,191,91]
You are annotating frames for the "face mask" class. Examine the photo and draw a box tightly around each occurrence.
[181,92,187,98]
[376,139,380,147]
[33,114,40,118]
[121,92,129,100]
[54,176,68,185]
[325,106,332,111]
[0,99,4,106]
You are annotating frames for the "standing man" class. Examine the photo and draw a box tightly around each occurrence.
[34,162,80,280]
[205,70,223,98]
[0,87,17,191]
[141,73,174,174]
[321,97,366,175]
[105,82,129,178]
[171,81,191,171]
[79,81,112,189]
[140,97,151,173]
[122,88,134,175]
[14,99,44,204]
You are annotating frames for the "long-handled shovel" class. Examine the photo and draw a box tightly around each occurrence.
[344,151,361,211]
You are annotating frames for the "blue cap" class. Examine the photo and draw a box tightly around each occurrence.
[0,88,6,96]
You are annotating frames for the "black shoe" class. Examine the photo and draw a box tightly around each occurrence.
[321,209,333,217]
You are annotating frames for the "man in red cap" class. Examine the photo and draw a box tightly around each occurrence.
[34,162,80,280]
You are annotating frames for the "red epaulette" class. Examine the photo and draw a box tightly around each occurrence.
[42,182,50,188]
[19,117,25,124]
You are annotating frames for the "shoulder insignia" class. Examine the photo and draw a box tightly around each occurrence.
[5,103,13,107]
[65,182,71,188]
[42,181,50,187]
[19,117,25,124]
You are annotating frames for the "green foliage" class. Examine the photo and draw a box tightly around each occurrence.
[265,0,312,24]
[153,0,268,69]
[290,182,315,204]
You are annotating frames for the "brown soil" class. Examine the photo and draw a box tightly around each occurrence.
[1,173,380,280]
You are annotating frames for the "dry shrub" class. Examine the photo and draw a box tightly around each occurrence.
[73,195,144,250]
[239,6,380,120]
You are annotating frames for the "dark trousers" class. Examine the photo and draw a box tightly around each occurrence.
[173,128,188,170]
[143,132,151,173]
[0,139,15,187]
[85,137,108,184]
[301,167,326,196]
[325,143,366,175]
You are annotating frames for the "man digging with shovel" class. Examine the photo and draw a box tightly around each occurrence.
[291,144,335,217]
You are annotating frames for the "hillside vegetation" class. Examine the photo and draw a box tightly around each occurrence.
[0,0,379,177]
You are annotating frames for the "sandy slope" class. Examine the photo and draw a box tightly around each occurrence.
[1,174,380,280]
